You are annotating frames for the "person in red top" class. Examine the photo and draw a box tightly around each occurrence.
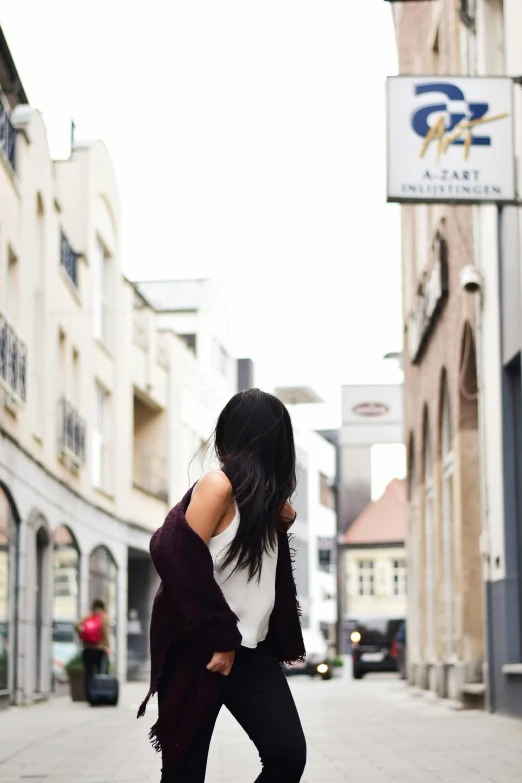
[75,598,111,704]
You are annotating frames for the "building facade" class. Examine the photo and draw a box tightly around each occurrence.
[392,1,486,705]
[343,480,406,638]
[0,28,238,706]
[471,0,522,717]
[293,429,337,643]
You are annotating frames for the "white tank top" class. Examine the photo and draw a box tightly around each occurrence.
[208,505,278,649]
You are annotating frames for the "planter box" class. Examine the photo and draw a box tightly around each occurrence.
[69,671,86,702]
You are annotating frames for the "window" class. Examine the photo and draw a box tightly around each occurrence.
[441,378,455,656]
[58,331,67,396]
[392,559,407,596]
[293,538,309,598]
[0,95,16,169]
[93,239,111,346]
[0,487,14,692]
[5,249,18,322]
[318,537,335,573]
[293,464,308,523]
[60,230,79,288]
[92,381,110,490]
[432,28,440,75]
[70,349,79,405]
[319,473,335,510]
[89,546,118,668]
[53,526,79,624]
[179,334,197,355]
[358,560,375,597]
[460,0,476,29]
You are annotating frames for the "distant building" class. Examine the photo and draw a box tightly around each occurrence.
[342,480,406,648]
[237,358,255,393]
[338,383,404,651]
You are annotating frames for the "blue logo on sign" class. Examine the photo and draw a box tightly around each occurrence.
[411,82,508,161]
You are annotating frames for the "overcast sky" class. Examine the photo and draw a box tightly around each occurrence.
[1,0,403,434]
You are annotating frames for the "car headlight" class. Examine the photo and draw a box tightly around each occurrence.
[317,663,329,675]
[350,631,361,643]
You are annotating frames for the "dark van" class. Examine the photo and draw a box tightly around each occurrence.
[348,617,404,679]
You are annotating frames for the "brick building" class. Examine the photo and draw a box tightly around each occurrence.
[392,1,485,704]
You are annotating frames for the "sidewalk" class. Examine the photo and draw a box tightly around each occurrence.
[1,673,521,782]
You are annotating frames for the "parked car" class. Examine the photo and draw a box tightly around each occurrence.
[349,617,404,679]
[283,628,333,681]
[52,621,79,686]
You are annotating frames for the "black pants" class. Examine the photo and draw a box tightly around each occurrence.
[161,642,306,783]
[82,648,105,704]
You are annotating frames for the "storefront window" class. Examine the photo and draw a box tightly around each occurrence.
[89,546,118,663]
[0,487,14,694]
[52,527,80,685]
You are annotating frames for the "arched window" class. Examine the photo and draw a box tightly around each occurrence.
[89,546,118,661]
[441,377,455,657]
[0,486,17,695]
[424,411,435,659]
[52,526,80,686]
[0,484,19,694]
[53,526,80,621]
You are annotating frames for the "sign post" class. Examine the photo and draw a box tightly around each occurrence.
[386,76,515,204]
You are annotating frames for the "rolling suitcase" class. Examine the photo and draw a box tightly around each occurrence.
[90,656,119,707]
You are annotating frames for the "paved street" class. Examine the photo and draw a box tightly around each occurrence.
[1,671,521,783]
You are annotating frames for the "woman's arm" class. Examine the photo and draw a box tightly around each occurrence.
[185,472,236,675]
[185,472,232,544]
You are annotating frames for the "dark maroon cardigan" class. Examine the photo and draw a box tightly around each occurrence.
[138,485,305,767]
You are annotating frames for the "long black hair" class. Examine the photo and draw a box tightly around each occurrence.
[214,388,296,582]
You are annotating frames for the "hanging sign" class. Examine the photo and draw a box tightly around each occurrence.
[386,76,515,203]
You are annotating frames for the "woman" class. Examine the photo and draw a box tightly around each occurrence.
[139,389,306,782]
[75,598,110,704]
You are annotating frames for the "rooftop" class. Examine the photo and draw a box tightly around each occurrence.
[0,27,28,108]
[342,479,405,546]
[133,279,218,313]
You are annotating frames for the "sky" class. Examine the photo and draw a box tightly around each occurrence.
[1,1,405,480]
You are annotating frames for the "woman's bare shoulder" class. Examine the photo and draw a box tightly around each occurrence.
[193,471,232,501]
[187,471,233,544]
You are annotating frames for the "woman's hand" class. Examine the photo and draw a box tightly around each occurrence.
[206,650,235,676]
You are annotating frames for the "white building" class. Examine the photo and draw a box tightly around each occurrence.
[275,389,338,643]
[134,279,237,499]
[0,28,238,706]
[294,429,337,642]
